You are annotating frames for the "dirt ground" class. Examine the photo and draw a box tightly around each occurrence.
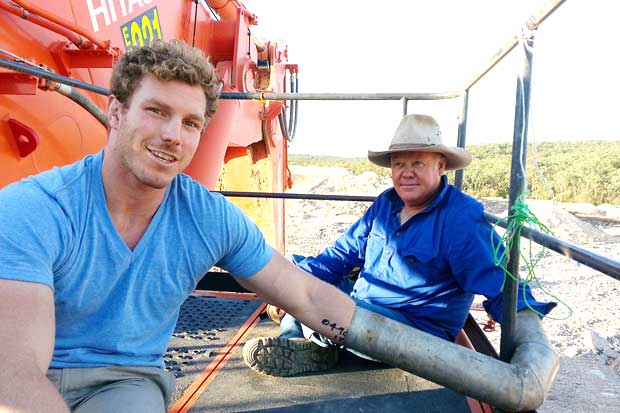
[284,165,620,413]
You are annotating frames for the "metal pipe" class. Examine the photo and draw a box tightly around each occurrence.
[206,0,248,21]
[11,0,112,51]
[0,59,459,104]
[484,211,620,281]
[218,190,375,202]
[219,91,462,101]
[198,0,220,21]
[454,90,469,190]
[0,0,86,47]
[0,57,110,95]
[501,29,535,362]
[215,190,620,281]
[346,306,559,412]
[462,0,567,91]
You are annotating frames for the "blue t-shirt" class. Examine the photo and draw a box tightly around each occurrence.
[297,176,556,341]
[0,151,273,368]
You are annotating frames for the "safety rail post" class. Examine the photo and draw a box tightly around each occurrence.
[500,30,536,362]
[454,90,469,190]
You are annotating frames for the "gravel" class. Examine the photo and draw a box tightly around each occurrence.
[285,165,620,412]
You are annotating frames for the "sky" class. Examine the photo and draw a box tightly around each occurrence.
[240,0,620,157]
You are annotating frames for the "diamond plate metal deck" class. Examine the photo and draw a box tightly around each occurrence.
[165,294,261,403]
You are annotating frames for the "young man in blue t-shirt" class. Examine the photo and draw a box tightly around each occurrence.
[0,40,356,413]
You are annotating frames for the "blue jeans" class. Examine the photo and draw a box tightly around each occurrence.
[279,276,411,360]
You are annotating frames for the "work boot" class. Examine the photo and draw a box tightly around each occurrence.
[243,336,339,376]
[265,304,285,324]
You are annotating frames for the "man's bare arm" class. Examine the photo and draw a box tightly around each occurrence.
[236,250,355,344]
[0,279,69,413]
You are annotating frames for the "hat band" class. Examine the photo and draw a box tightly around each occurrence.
[388,143,437,151]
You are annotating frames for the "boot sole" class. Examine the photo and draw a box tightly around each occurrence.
[243,337,338,377]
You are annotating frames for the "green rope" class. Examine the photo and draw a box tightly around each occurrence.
[491,193,573,320]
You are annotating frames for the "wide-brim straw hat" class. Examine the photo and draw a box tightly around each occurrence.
[368,114,472,171]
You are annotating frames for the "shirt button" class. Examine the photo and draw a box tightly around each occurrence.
[395,232,400,236]
[385,248,392,254]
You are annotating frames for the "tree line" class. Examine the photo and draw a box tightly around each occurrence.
[289,141,620,205]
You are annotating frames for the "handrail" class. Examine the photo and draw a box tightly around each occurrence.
[462,0,567,92]
[219,91,462,101]
[0,57,463,102]
[0,59,463,103]
[216,190,620,282]
[484,211,620,281]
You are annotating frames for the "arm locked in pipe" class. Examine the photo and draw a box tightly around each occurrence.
[344,306,559,412]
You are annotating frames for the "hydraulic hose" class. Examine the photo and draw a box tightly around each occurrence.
[52,83,109,128]
[11,0,112,50]
[0,57,110,95]
[278,69,298,142]
[288,72,298,140]
[0,0,85,47]
[277,111,290,141]
[0,57,108,127]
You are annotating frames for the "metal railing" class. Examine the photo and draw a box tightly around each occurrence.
[218,190,620,283]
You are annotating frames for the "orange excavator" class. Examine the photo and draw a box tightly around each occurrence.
[0,0,294,251]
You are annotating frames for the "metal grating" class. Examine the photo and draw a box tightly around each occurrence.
[165,295,261,403]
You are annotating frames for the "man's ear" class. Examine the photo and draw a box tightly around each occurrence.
[106,95,123,129]
[438,154,447,174]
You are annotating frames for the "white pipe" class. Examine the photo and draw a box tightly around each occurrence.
[345,307,559,412]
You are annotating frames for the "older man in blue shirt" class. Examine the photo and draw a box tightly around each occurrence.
[243,114,556,377]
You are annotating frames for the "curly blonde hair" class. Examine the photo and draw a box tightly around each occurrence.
[110,39,219,119]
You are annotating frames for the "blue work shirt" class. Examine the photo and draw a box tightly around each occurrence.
[296,176,556,341]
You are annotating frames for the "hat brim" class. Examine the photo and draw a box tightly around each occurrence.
[367,145,472,171]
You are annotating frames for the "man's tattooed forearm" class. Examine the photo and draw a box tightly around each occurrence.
[321,319,348,343]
